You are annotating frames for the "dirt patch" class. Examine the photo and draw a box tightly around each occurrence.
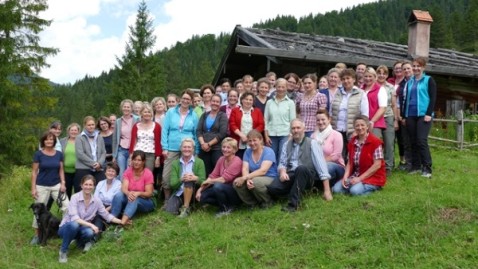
[437,207,474,223]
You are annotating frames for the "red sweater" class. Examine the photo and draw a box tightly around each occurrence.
[229,107,264,144]
[129,122,162,157]
[347,133,386,187]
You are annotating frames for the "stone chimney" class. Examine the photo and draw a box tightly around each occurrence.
[407,10,433,59]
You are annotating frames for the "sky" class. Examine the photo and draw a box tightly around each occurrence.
[39,0,379,84]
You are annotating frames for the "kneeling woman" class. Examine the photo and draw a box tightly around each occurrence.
[233,130,278,208]
[196,137,242,217]
[332,116,386,196]
[58,175,122,263]
[168,138,206,218]
[111,150,155,224]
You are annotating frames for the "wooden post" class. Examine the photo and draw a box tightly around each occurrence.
[456,110,464,150]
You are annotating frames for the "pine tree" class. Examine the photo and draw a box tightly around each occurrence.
[0,0,58,176]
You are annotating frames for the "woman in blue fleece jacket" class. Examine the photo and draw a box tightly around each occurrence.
[161,89,199,202]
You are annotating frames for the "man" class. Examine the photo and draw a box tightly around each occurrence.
[267,119,331,212]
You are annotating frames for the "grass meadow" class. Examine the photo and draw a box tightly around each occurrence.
[1,148,477,268]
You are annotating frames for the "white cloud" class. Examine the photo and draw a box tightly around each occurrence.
[39,0,379,84]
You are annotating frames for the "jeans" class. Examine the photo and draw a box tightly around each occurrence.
[58,221,95,252]
[110,192,155,219]
[327,162,345,186]
[199,183,241,211]
[268,136,289,163]
[332,181,381,196]
[406,116,433,172]
[116,147,130,180]
[267,166,317,208]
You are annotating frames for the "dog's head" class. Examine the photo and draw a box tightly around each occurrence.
[30,203,47,216]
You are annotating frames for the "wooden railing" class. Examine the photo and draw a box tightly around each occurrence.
[429,110,478,150]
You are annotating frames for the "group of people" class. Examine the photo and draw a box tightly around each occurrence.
[30,57,436,263]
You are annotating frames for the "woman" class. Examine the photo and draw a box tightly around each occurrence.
[396,61,414,170]
[92,162,121,232]
[361,67,387,138]
[295,73,327,137]
[220,88,239,119]
[97,117,113,163]
[229,92,265,158]
[403,57,436,178]
[161,89,199,202]
[133,101,143,116]
[151,97,167,126]
[234,79,245,97]
[284,72,300,101]
[168,138,206,218]
[197,94,228,176]
[319,68,341,113]
[196,137,242,217]
[376,65,399,175]
[30,132,69,245]
[129,104,162,173]
[58,175,122,263]
[48,121,63,152]
[166,94,180,110]
[233,130,278,209]
[193,93,202,108]
[111,150,155,225]
[75,116,106,192]
[264,78,296,161]
[194,84,215,118]
[332,116,386,196]
[311,109,345,200]
[112,99,140,180]
[60,123,81,199]
[318,75,328,90]
[253,78,270,114]
[242,74,254,92]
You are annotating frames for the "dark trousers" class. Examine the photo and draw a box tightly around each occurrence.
[267,166,317,208]
[406,116,432,171]
[64,172,75,199]
[199,183,241,211]
[74,169,105,193]
[396,122,412,164]
[198,149,222,177]
[340,131,349,164]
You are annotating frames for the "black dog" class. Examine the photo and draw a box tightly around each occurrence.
[30,203,61,246]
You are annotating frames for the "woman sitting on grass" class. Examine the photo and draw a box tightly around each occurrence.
[196,137,242,217]
[332,116,386,196]
[58,175,122,263]
[110,150,156,225]
[233,130,278,209]
[93,162,121,232]
[167,138,206,218]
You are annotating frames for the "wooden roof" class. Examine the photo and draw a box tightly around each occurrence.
[213,25,478,84]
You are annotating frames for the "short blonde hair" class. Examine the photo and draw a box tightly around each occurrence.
[221,137,238,152]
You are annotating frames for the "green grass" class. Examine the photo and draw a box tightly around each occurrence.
[1,148,478,268]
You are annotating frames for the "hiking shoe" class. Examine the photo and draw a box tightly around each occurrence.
[215,209,232,218]
[178,207,191,218]
[30,235,39,245]
[281,204,297,213]
[58,251,68,263]
[421,171,432,179]
[83,241,93,253]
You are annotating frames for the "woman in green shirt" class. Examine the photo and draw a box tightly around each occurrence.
[60,123,81,198]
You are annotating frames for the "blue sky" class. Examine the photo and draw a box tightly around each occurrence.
[39,0,379,84]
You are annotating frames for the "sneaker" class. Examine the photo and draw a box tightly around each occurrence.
[215,209,232,218]
[30,235,39,245]
[281,204,297,213]
[178,207,191,218]
[83,241,93,253]
[407,168,421,174]
[421,171,432,179]
[58,251,68,263]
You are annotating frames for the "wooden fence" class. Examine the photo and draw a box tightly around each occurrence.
[429,110,478,150]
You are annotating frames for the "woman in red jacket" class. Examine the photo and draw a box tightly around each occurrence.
[129,104,162,174]
[229,92,264,159]
[332,115,386,196]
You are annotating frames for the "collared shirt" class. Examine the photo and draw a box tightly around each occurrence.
[264,95,296,137]
[296,91,327,132]
[175,156,195,197]
[94,179,122,206]
[336,87,369,132]
[278,139,300,172]
[60,191,114,227]
[352,134,384,177]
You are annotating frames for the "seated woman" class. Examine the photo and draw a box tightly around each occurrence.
[110,150,155,225]
[233,130,278,209]
[168,138,206,218]
[58,175,122,263]
[195,137,242,217]
[93,162,122,232]
[332,116,386,196]
[311,109,345,200]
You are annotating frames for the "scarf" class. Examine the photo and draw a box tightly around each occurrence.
[81,130,99,163]
[312,124,333,145]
